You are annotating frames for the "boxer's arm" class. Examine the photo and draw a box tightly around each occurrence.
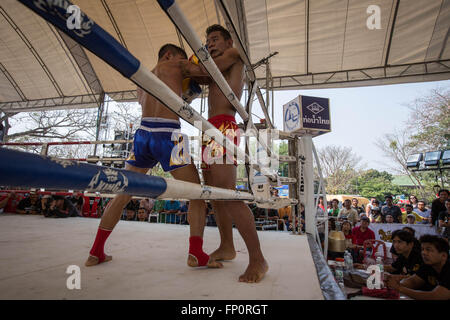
[211,47,241,73]
[179,60,208,79]
[179,48,241,78]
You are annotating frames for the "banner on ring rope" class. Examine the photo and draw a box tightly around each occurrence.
[0,149,258,202]
[0,148,167,198]
[283,95,331,134]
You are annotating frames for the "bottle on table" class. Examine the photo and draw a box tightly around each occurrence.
[344,250,353,271]
[376,256,384,287]
[335,258,346,295]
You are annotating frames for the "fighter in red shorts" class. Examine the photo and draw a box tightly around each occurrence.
[181,25,268,283]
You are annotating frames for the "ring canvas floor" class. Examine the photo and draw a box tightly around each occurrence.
[0,215,323,300]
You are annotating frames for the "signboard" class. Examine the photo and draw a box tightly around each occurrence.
[283,95,331,133]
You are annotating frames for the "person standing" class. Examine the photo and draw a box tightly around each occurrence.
[181,24,268,282]
[438,199,450,241]
[382,195,402,223]
[432,189,449,227]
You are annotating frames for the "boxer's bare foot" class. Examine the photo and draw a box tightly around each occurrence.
[238,259,268,283]
[187,254,223,268]
[209,246,236,261]
[84,254,112,267]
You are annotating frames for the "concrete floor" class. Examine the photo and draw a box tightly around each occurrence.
[0,214,323,300]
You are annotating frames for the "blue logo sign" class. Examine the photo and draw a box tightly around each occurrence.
[284,101,300,131]
[301,96,330,131]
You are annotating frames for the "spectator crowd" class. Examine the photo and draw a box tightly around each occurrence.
[323,189,449,300]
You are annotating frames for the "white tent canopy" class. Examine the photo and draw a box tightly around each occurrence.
[1,0,449,112]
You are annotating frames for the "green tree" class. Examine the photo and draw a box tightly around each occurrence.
[350,169,404,201]
[375,87,449,199]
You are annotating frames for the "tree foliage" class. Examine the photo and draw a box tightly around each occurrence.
[375,87,449,200]
[317,145,363,194]
[350,169,404,201]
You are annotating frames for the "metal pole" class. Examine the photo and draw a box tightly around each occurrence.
[266,62,270,123]
[288,137,299,234]
[302,135,315,235]
[93,92,106,157]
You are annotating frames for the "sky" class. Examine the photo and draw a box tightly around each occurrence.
[181,79,450,174]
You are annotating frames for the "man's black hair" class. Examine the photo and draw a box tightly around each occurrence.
[419,235,449,256]
[158,44,187,60]
[206,24,231,41]
[385,195,393,199]
[438,189,449,196]
[405,204,413,209]
[418,200,427,205]
[402,226,416,236]
[392,230,415,244]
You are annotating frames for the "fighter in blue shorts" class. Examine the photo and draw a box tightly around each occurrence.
[85,44,222,269]
[127,117,189,172]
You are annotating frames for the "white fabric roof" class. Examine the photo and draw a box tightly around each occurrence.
[1,0,449,112]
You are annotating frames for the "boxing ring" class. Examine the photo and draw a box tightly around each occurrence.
[0,0,342,299]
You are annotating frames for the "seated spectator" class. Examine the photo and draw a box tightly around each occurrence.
[16,191,41,215]
[328,199,340,217]
[125,198,140,221]
[45,195,80,218]
[317,196,325,211]
[409,195,419,209]
[125,208,137,221]
[382,230,423,278]
[438,199,450,241]
[0,191,20,213]
[139,198,155,213]
[278,205,292,221]
[351,216,375,262]
[341,220,353,249]
[385,214,395,224]
[406,213,417,225]
[337,199,358,225]
[68,192,85,213]
[382,195,402,223]
[390,226,421,259]
[402,204,423,224]
[278,206,292,231]
[351,198,364,215]
[368,200,383,223]
[137,207,149,222]
[178,201,188,224]
[365,197,377,215]
[414,200,432,224]
[161,200,180,224]
[431,189,448,227]
[41,195,53,216]
[385,235,450,300]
